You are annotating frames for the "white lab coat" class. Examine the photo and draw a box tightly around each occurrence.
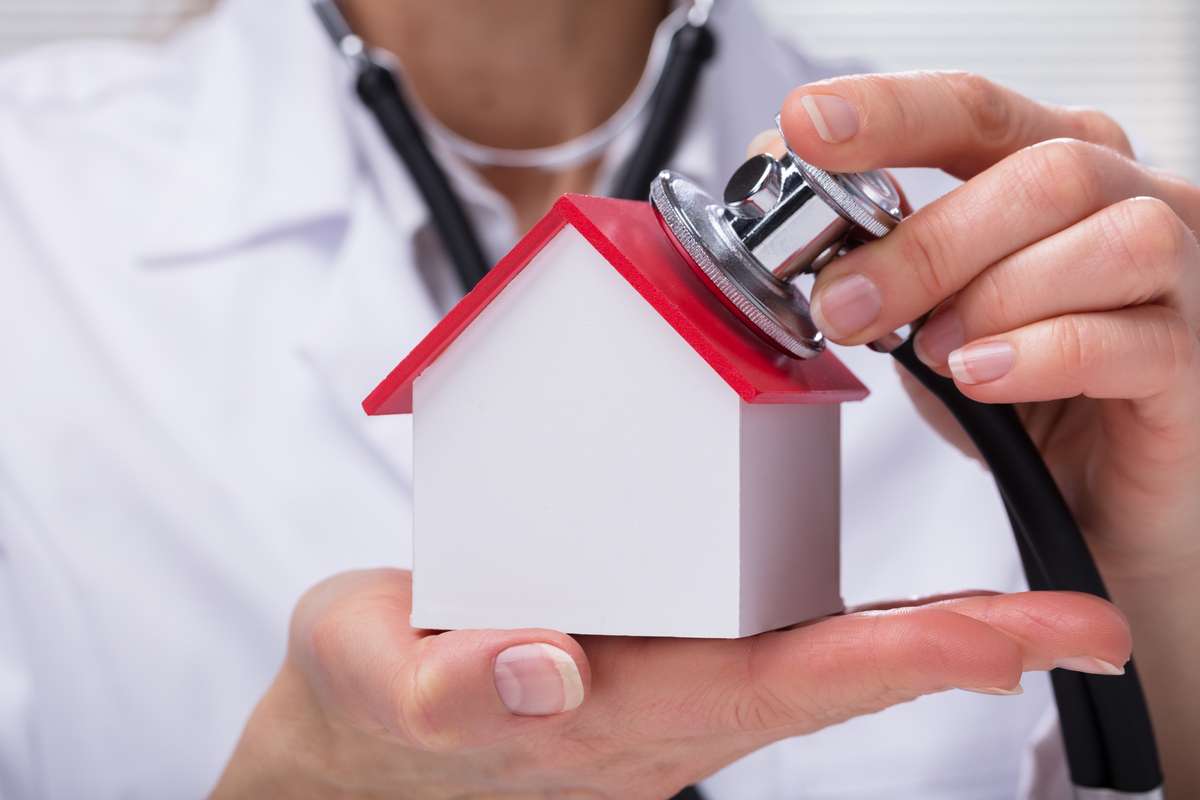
[0,1,1069,798]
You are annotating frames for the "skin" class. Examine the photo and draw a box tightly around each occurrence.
[213,6,1200,799]
[340,0,671,232]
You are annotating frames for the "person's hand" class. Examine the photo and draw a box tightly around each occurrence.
[755,70,1200,790]
[756,72,1200,584]
[212,569,1128,799]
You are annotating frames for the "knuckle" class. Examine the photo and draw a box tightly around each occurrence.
[1154,310,1196,386]
[854,73,920,140]
[728,638,790,732]
[1020,138,1107,221]
[725,636,817,734]
[899,209,958,301]
[854,615,942,711]
[1071,107,1134,155]
[397,644,464,752]
[1049,315,1093,375]
[943,71,1017,146]
[970,266,1023,330]
[1102,198,1191,290]
[304,596,361,677]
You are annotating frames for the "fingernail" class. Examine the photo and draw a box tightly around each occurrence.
[494,643,584,716]
[914,310,965,368]
[799,94,859,143]
[1053,657,1126,676]
[811,274,882,339]
[963,684,1024,696]
[948,341,1015,384]
[747,128,783,158]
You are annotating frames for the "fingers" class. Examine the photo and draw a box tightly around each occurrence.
[746,128,786,159]
[809,139,1156,346]
[847,589,998,613]
[941,305,1198,404]
[290,573,1133,755]
[717,590,1130,736]
[914,197,1200,370]
[779,71,1133,179]
[290,569,588,751]
[760,72,1200,355]
[597,589,1131,740]
[923,591,1131,673]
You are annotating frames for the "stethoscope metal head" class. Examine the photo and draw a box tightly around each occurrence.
[650,136,903,358]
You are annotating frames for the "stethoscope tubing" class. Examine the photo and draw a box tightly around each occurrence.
[355,61,491,290]
[891,338,1162,793]
[611,21,716,203]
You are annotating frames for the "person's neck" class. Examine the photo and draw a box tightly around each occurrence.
[340,0,672,232]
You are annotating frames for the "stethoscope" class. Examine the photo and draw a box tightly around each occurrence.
[312,2,1162,797]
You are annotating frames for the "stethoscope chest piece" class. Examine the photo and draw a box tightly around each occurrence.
[650,145,902,358]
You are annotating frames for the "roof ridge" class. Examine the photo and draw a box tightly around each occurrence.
[363,195,867,416]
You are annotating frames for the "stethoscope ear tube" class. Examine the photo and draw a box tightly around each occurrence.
[889,338,1163,794]
[355,60,492,291]
[346,12,714,292]
[611,21,715,201]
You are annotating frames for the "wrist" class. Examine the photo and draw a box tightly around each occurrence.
[1093,544,1200,796]
[1088,529,1200,587]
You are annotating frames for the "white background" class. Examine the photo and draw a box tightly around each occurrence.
[0,0,1197,181]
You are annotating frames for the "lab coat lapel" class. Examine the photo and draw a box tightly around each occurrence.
[293,186,442,488]
[132,0,819,490]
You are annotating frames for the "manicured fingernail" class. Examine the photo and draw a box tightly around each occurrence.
[811,274,882,339]
[914,310,965,368]
[948,341,1015,384]
[747,128,783,158]
[494,643,584,716]
[1053,657,1126,676]
[799,94,859,143]
[963,684,1024,696]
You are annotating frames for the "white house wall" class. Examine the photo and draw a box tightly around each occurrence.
[411,225,744,637]
[738,402,843,635]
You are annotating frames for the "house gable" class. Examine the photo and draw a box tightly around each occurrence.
[364,194,868,416]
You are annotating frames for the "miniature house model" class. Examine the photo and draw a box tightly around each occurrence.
[364,194,867,638]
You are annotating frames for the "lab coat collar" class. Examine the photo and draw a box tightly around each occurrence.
[133,0,773,267]
[129,0,853,487]
[137,0,361,263]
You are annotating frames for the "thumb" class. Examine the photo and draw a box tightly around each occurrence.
[403,629,589,747]
[290,569,589,751]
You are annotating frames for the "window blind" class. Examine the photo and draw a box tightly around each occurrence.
[755,0,1200,181]
[0,0,1196,180]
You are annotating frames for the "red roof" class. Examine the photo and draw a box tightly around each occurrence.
[363,194,868,415]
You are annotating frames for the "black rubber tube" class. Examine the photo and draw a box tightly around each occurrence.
[890,337,1162,792]
[356,61,492,292]
[612,22,716,201]
[1005,500,1110,789]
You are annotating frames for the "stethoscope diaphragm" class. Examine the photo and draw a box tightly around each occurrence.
[650,146,902,358]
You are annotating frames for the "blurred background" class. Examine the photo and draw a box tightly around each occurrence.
[0,0,1196,181]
